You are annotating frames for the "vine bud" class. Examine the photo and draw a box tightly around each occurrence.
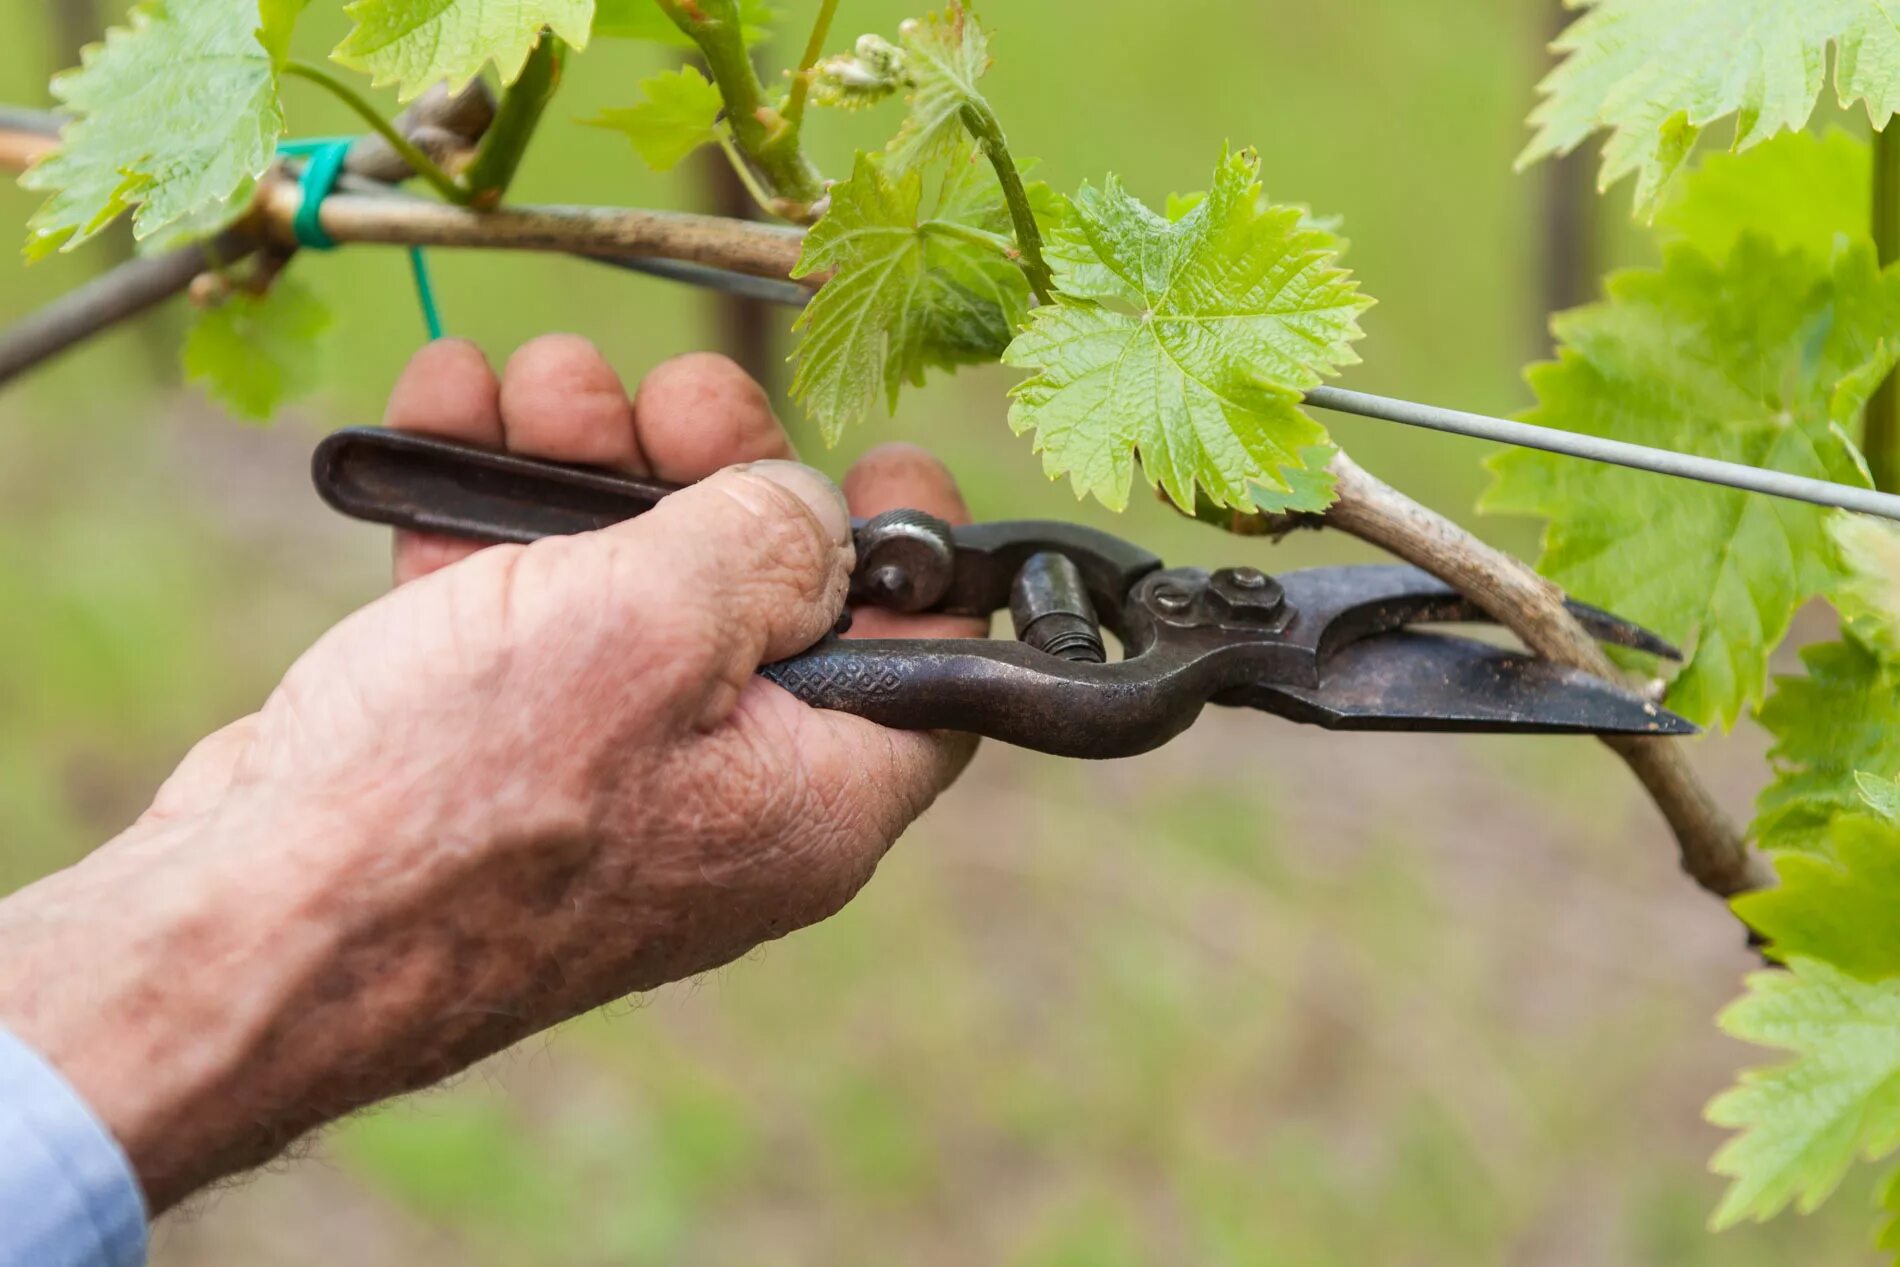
[811,34,908,110]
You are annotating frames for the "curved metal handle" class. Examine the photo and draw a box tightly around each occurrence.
[761,638,1223,759]
[313,426,682,544]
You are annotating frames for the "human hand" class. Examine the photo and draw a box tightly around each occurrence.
[0,336,979,1210]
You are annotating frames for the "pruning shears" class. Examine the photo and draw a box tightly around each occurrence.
[312,426,1695,758]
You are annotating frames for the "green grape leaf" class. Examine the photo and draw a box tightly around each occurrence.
[1755,636,1900,850]
[1880,1166,1900,1255]
[1002,148,1370,512]
[887,4,990,175]
[592,0,775,44]
[1834,512,1900,661]
[335,0,592,101]
[1656,128,1870,262]
[1523,0,1900,215]
[1482,238,1900,728]
[1253,446,1339,515]
[183,278,332,422]
[1736,814,1900,980]
[1708,957,1900,1229]
[22,0,288,258]
[1861,772,1900,824]
[258,0,311,66]
[585,66,723,171]
[789,150,1031,443]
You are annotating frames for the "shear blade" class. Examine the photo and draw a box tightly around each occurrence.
[1237,630,1697,735]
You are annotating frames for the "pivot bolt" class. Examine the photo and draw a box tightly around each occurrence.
[852,509,956,612]
[1151,583,1193,615]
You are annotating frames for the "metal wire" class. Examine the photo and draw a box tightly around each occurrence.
[1305,386,1900,523]
[0,107,64,137]
[584,253,811,307]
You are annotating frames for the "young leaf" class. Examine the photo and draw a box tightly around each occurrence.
[1655,128,1870,262]
[335,0,593,101]
[1482,239,1900,728]
[23,0,288,258]
[1736,814,1900,980]
[585,66,723,171]
[258,0,311,67]
[1002,148,1369,512]
[183,278,332,422]
[1833,512,1900,662]
[1707,958,1900,1229]
[789,151,1031,443]
[887,3,991,175]
[1862,772,1900,825]
[1755,636,1900,851]
[593,0,775,45]
[1254,447,1339,515]
[1523,0,1900,215]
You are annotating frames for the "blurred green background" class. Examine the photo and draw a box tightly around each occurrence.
[0,2,1878,1263]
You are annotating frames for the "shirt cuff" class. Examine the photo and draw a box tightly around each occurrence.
[0,1021,147,1267]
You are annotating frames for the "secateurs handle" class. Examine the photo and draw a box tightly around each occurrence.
[313,425,681,544]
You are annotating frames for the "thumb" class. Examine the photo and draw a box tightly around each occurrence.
[596,460,855,728]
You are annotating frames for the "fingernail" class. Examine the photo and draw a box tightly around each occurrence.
[742,460,852,545]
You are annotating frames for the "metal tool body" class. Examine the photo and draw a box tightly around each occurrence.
[314,427,1696,758]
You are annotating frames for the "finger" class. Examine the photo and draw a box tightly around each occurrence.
[385,339,503,585]
[597,460,853,731]
[842,444,986,640]
[499,334,646,472]
[139,715,261,826]
[631,352,794,483]
[800,705,981,865]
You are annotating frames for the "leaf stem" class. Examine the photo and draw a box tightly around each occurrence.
[658,0,826,222]
[921,217,1015,256]
[783,0,842,128]
[283,61,470,205]
[714,124,783,217]
[957,100,1052,303]
[463,32,566,208]
[1869,122,1900,491]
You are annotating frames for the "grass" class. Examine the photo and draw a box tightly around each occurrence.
[0,2,1881,1264]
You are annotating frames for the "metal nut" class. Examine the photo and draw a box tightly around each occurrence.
[1206,566,1286,625]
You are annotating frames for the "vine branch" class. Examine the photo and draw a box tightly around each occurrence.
[958,101,1053,304]
[784,0,843,128]
[659,0,826,222]
[250,181,812,281]
[0,227,259,387]
[1869,122,1900,492]
[282,61,471,205]
[462,33,565,208]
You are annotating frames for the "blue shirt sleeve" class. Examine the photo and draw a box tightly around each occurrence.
[0,1022,147,1267]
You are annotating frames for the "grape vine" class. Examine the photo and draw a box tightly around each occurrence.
[6,0,1900,1255]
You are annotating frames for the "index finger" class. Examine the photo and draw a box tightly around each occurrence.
[384,339,503,585]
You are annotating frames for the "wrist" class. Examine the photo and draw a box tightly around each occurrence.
[0,791,375,1210]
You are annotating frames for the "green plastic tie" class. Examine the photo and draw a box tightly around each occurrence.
[279,137,447,341]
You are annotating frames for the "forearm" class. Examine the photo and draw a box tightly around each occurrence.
[0,788,552,1212]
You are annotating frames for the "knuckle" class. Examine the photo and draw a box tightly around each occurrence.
[711,474,842,600]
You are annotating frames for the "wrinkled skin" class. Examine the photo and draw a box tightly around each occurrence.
[0,337,980,1211]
